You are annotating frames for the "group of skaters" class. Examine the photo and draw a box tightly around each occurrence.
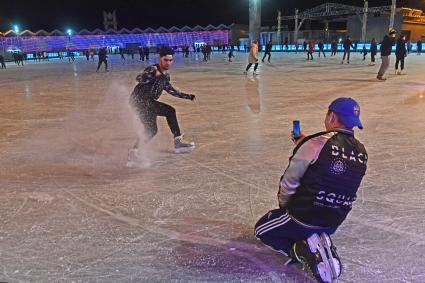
[12,52,25,66]
[201,44,213,61]
[118,46,151,62]
[242,29,423,81]
[374,28,416,80]
[0,52,26,68]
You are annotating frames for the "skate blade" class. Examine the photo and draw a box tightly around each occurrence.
[126,160,151,168]
[175,146,195,154]
[321,233,341,280]
[307,234,335,283]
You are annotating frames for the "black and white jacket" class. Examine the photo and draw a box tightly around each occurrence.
[279,129,368,228]
[131,64,194,104]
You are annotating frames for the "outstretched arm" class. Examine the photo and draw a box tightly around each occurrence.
[164,80,195,100]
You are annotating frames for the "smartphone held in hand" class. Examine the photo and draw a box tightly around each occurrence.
[293,120,301,140]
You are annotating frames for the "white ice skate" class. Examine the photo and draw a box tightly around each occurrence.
[320,233,341,282]
[292,233,341,283]
[174,134,195,154]
[126,149,150,168]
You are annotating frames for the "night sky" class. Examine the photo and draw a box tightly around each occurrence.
[1,0,424,32]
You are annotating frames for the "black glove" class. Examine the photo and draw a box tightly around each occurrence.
[189,94,196,101]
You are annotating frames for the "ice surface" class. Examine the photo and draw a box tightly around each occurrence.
[1,52,425,283]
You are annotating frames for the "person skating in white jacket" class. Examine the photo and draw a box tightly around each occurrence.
[244,40,259,75]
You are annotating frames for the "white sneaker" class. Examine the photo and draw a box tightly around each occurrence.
[174,134,195,154]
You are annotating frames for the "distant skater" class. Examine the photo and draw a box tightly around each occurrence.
[262,40,272,63]
[395,35,407,75]
[369,38,377,66]
[96,47,109,72]
[0,54,6,69]
[244,40,259,75]
[307,40,314,60]
[377,28,397,81]
[318,41,326,58]
[228,48,235,62]
[331,40,337,56]
[341,36,354,64]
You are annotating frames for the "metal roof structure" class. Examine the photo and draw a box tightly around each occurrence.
[274,2,397,43]
[280,2,392,21]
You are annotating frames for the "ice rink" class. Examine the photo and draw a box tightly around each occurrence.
[1,51,425,283]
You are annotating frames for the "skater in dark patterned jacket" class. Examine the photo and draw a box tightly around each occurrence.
[127,46,196,167]
[255,97,368,283]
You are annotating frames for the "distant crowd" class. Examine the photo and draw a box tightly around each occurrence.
[0,37,423,72]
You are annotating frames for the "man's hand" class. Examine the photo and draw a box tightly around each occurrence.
[291,131,306,145]
[277,190,290,210]
[189,94,196,101]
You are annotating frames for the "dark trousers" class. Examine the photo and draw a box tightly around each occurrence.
[395,56,405,70]
[255,209,337,256]
[246,63,258,71]
[134,100,181,146]
[343,49,350,62]
[307,51,313,60]
[371,52,376,63]
[318,49,326,57]
[97,59,108,71]
[1,61,6,69]
[262,52,271,62]
[331,49,337,56]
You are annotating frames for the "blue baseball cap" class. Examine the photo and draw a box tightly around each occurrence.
[329,98,363,130]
